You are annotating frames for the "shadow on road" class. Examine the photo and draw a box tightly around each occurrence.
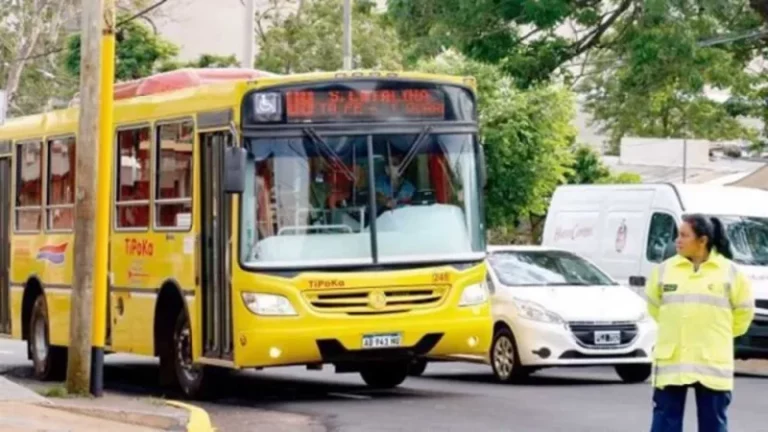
[4,361,456,406]
[421,371,627,387]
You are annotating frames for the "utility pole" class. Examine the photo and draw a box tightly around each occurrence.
[67,0,102,395]
[242,0,255,68]
[91,0,116,397]
[343,0,352,70]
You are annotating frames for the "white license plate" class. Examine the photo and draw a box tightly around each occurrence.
[362,333,402,349]
[594,330,621,345]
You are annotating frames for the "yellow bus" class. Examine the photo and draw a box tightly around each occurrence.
[0,68,492,398]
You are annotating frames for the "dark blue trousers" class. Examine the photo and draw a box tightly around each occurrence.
[651,383,732,432]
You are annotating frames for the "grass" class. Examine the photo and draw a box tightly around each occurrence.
[38,385,92,399]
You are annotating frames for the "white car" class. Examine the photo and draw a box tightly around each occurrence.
[486,245,656,383]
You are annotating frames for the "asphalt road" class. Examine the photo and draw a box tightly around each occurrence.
[1,338,766,432]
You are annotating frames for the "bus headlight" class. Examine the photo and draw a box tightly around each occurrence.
[459,282,489,307]
[241,293,298,316]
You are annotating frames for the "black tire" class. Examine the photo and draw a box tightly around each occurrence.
[408,358,428,376]
[28,296,66,381]
[166,310,218,399]
[360,362,409,389]
[490,327,529,383]
[615,364,652,383]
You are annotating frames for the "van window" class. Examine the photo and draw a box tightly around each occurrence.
[647,213,677,262]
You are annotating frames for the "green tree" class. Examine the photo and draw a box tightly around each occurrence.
[417,50,575,230]
[388,0,640,87]
[159,53,240,72]
[565,144,641,184]
[64,17,179,81]
[389,0,766,148]
[577,2,762,150]
[255,0,403,73]
[0,0,79,116]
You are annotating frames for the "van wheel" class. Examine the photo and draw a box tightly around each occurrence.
[491,327,529,383]
[615,364,652,383]
[360,362,409,389]
[28,296,66,381]
[170,310,218,399]
[408,358,427,376]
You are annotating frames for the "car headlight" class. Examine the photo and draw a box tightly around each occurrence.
[459,282,489,307]
[241,292,298,316]
[514,299,564,324]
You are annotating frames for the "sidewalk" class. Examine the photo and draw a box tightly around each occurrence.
[0,377,213,431]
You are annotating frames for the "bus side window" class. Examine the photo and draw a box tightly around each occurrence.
[155,120,194,230]
[116,127,152,229]
[47,136,76,231]
[15,140,43,232]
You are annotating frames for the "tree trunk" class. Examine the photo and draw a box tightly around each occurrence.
[66,0,102,396]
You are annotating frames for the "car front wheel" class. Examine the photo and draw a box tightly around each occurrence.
[491,327,529,383]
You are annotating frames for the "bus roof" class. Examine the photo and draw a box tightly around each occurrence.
[0,69,477,141]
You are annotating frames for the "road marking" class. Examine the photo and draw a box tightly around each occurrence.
[328,392,372,400]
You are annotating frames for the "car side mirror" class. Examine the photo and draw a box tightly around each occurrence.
[629,276,646,287]
[223,147,247,194]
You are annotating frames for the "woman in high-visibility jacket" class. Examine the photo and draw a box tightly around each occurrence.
[645,214,754,432]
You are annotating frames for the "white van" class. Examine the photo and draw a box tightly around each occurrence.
[541,183,768,360]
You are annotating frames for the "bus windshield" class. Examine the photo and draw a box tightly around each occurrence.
[239,130,485,268]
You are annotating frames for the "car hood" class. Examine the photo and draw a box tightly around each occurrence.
[498,285,646,322]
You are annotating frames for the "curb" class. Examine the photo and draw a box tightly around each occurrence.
[166,401,215,432]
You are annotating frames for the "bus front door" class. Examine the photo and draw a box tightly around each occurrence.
[0,156,10,334]
[199,131,233,359]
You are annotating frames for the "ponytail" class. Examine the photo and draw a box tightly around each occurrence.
[682,214,733,259]
[709,217,733,259]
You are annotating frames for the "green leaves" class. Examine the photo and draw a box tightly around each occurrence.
[255,0,403,73]
[417,50,575,228]
[64,18,180,81]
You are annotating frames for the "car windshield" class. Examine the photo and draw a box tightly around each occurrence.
[487,250,616,287]
[715,215,768,266]
[239,131,485,268]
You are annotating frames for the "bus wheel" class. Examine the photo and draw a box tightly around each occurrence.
[615,364,652,383]
[360,362,409,389]
[408,358,428,376]
[171,310,215,399]
[28,296,66,381]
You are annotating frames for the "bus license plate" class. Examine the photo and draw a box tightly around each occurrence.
[362,333,402,349]
[594,331,621,345]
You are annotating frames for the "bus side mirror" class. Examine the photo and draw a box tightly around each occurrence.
[223,147,247,194]
[479,145,488,189]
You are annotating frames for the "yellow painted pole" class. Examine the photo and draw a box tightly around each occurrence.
[91,0,115,397]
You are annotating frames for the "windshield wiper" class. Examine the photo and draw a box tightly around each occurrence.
[396,126,432,177]
[304,127,355,181]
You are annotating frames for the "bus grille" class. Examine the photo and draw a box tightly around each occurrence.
[303,286,449,315]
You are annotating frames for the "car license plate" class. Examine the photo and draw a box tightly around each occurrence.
[362,333,402,349]
[594,330,621,345]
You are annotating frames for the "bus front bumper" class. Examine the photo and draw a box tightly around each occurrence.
[233,310,491,368]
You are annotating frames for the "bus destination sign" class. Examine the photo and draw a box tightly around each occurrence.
[285,88,446,123]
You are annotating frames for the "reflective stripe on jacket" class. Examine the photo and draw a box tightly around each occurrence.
[644,250,754,391]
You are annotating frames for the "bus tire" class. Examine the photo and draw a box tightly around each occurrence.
[360,362,409,389]
[170,310,217,399]
[28,296,66,381]
[615,364,652,384]
[408,358,428,376]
